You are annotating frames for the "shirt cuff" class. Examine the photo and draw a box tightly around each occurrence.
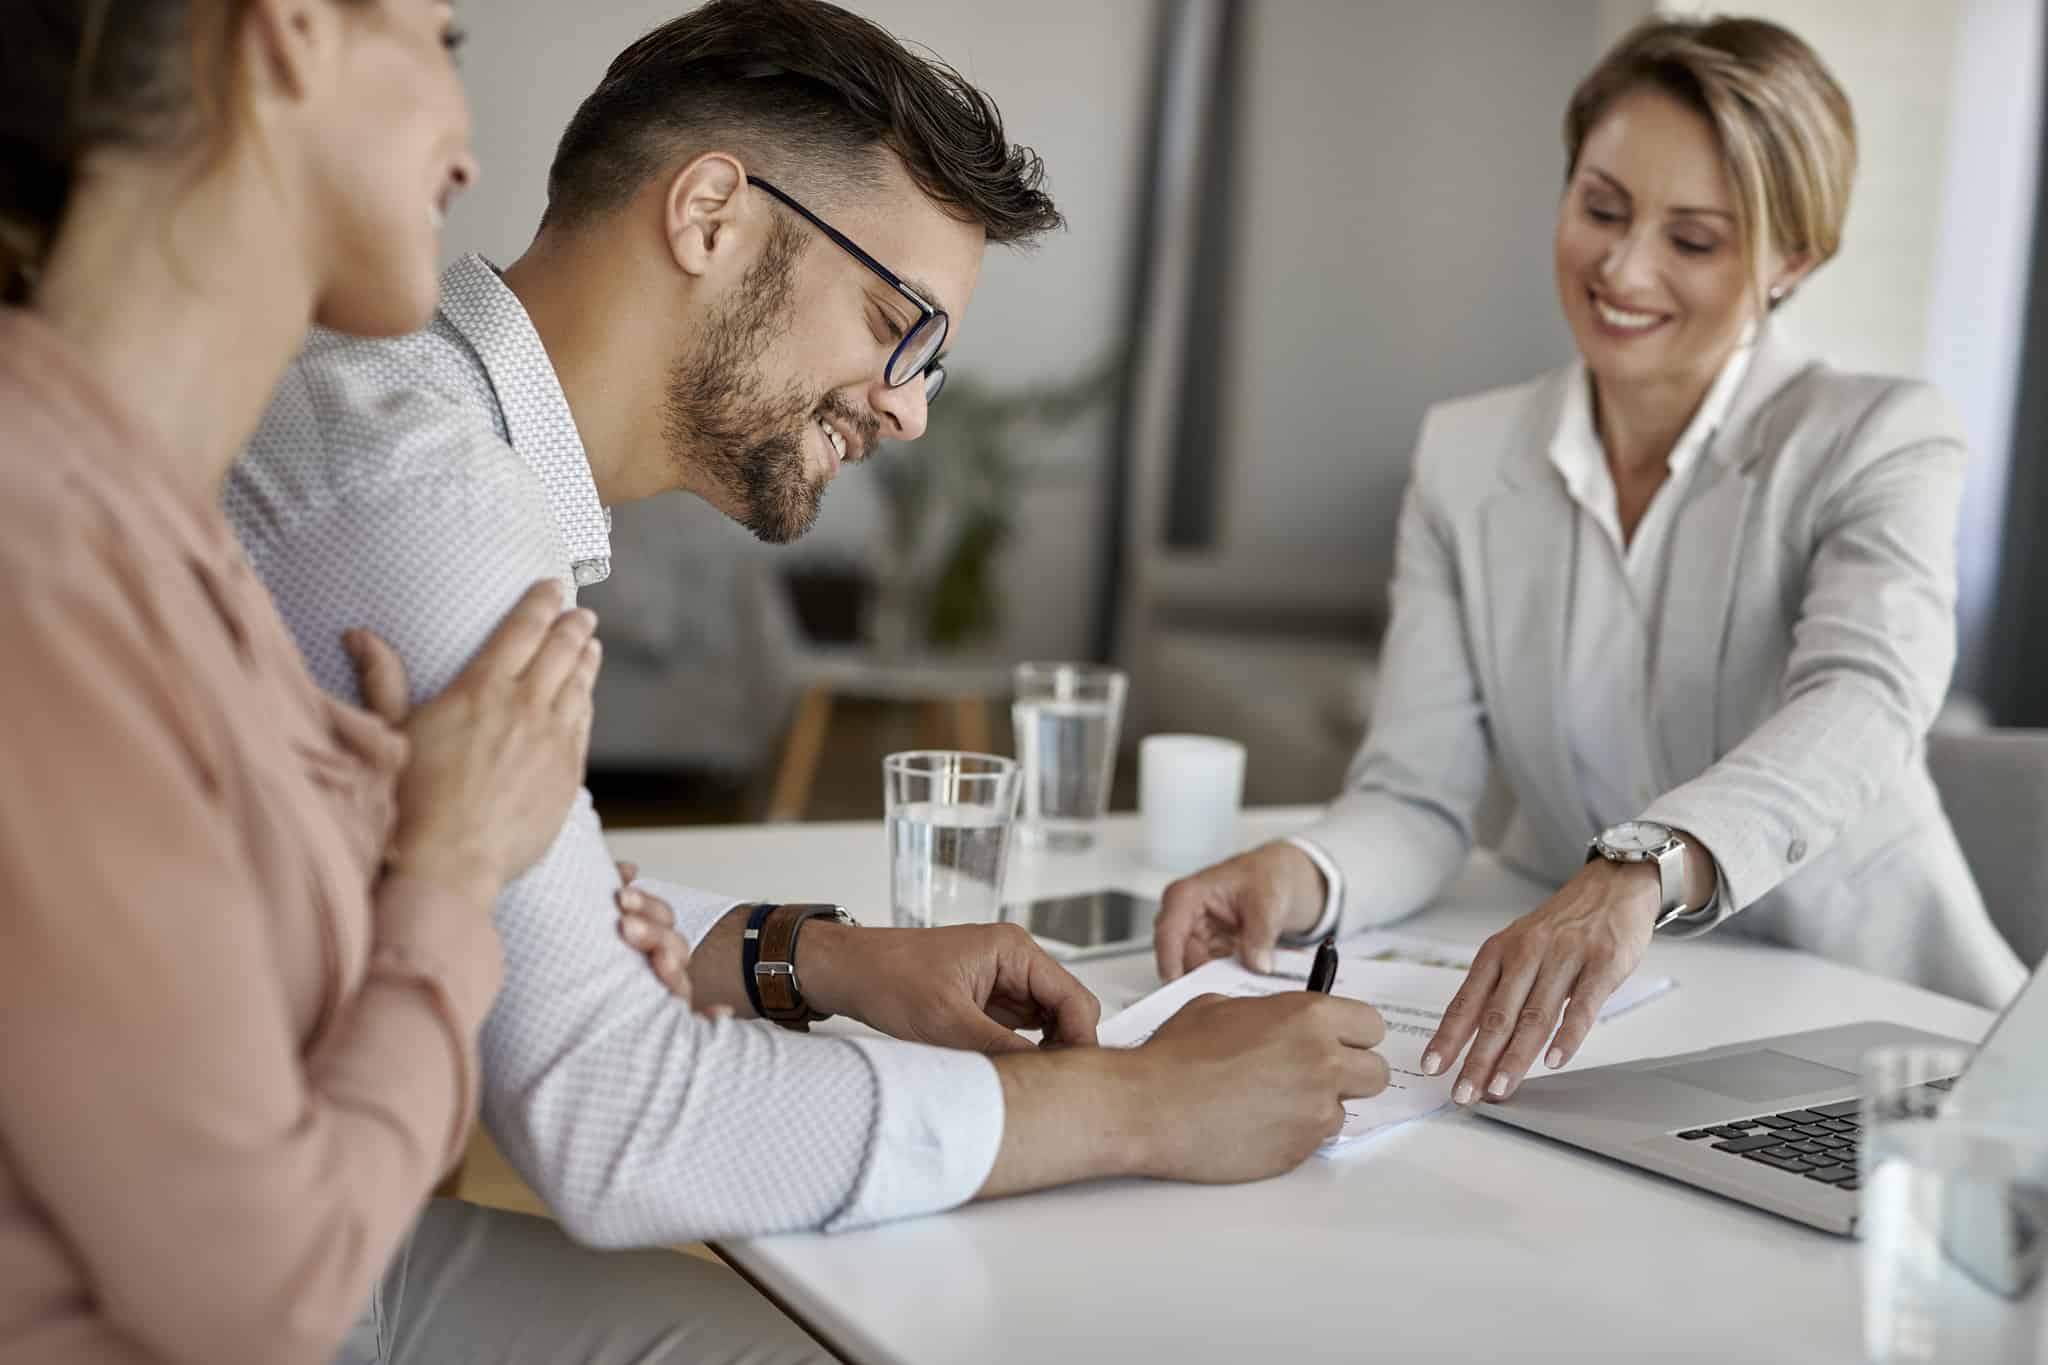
[825,1037,1003,1233]
[1653,856,1727,939]
[629,875,741,949]
[1282,836,1344,943]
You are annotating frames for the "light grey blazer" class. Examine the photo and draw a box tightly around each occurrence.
[1298,327,2026,1007]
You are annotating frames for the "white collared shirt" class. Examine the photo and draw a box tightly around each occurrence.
[1290,342,1751,940]
[1551,342,1752,839]
[227,255,1003,1242]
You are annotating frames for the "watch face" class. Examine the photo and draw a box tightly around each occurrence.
[1603,820,1673,855]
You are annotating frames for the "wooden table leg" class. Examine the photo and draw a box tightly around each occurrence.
[914,699,946,751]
[768,684,834,822]
[952,695,991,755]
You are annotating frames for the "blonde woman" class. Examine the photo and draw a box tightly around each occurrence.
[0,2,614,1360]
[1157,16,2023,1106]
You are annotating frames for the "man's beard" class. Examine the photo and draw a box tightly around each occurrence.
[661,219,825,545]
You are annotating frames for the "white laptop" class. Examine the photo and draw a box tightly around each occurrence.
[1474,952,2047,1236]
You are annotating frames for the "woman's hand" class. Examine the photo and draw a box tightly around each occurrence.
[346,581,600,905]
[1153,842,1329,979]
[1423,859,1659,1105]
[610,861,733,1018]
[613,862,689,1002]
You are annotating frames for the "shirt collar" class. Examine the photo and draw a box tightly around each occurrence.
[1547,330,1756,513]
[436,253,612,587]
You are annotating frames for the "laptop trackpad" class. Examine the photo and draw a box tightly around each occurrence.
[1653,1049,1857,1103]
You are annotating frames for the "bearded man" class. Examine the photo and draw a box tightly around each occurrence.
[227,4,1387,1358]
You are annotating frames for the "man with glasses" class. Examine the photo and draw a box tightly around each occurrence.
[751,176,951,405]
[228,2,1386,1357]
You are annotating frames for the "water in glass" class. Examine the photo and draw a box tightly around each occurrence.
[1012,696,1120,851]
[1864,1120,2048,1362]
[888,801,1013,928]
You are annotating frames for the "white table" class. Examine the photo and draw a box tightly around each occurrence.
[609,810,1995,1365]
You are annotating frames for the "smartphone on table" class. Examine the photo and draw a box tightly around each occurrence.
[1000,889,1158,961]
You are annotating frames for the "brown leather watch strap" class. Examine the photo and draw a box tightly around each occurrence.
[750,903,849,1030]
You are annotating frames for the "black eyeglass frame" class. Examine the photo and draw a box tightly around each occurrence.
[749,176,947,403]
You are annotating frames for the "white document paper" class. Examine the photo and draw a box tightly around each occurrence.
[1097,934,1674,1156]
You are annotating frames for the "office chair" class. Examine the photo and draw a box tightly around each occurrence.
[1926,728,2048,969]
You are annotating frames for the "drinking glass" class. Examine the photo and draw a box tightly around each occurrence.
[883,751,1020,929]
[1861,1045,2048,1364]
[1010,663,1127,852]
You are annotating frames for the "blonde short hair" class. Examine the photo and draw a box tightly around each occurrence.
[1565,16,1857,301]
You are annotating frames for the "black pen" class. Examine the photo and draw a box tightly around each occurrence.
[1306,933,1339,994]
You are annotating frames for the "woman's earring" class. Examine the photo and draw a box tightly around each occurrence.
[1768,283,1789,304]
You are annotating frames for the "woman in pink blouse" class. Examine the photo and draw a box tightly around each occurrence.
[0,2,613,1360]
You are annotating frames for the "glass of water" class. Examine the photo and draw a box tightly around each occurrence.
[1010,662,1127,852]
[883,751,1020,929]
[1861,1045,2048,1364]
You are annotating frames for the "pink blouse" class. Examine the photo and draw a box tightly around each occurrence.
[0,309,502,1364]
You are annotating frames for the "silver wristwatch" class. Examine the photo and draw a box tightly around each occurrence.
[1587,820,1696,929]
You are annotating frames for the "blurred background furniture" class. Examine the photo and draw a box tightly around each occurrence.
[761,654,1013,825]
[1926,728,2048,969]
[1140,622,1378,805]
[582,497,785,784]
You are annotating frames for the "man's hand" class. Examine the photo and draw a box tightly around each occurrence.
[1130,992,1391,1181]
[1423,858,1658,1106]
[1154,841,1328,979]
[973,990,1390,1200]
[802,921,1101,1054]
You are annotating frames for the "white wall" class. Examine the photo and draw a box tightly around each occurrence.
[442,0,1154,664]
[1660,0,1962,378]
[1188,0,1598,593]
[1924,0,2043,695]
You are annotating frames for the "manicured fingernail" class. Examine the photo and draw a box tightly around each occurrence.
[704,1005,733,1020]
[1487,1073,1509,1097]
[1453,1079,1475,1105]
[619,888,643,910]
[1422,1051,1442,1076]
[1248,948,1274,975]
[621,918,648,943]
[1546,1047,1564,1070]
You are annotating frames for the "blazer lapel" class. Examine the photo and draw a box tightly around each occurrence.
[1649,327,1819,788]
[1479,371,1583,851]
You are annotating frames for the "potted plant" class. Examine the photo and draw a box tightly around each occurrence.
[867,357,1117,653]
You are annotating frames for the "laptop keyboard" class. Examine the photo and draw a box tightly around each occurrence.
[1670,1077,1957,1193]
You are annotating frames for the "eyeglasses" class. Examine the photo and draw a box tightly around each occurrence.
[749,177,947,405]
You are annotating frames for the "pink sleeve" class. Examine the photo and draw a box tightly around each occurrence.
[0,569,501,1365]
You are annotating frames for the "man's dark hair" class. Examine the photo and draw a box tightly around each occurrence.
[541,0,1062,245]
